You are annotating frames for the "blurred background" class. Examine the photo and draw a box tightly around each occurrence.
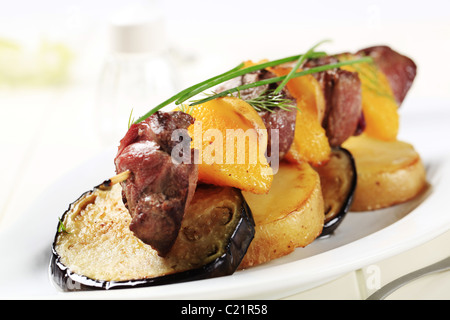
[0,0,449,229]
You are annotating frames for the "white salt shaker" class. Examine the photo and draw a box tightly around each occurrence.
[95,3,177,145]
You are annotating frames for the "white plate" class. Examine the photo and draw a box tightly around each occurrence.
[1,98,449,299]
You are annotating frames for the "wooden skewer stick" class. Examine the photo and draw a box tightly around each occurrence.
[95,170,131,191]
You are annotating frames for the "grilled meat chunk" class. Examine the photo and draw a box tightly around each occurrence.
[304,56,362,147]
[115,111,198,256]
[258,106,297,160]
[324,69,362,147]
[357,45,417,105]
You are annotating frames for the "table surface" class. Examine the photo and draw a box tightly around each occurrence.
[1,4,450,299]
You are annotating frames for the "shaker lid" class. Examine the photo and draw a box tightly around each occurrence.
[109,3,166,54]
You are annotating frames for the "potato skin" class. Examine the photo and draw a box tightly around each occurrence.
[343,135,427,211]
[240,161,324,268]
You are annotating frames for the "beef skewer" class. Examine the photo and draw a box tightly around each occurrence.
[95,170,131,191]
[108,44,416,258]
[115,111,198,256]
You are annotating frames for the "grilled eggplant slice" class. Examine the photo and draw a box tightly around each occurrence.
[315,147,357,236]
[50,184,254,291]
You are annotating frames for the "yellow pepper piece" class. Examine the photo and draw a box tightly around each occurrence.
[178,97,273,194]
[270,66,331,166]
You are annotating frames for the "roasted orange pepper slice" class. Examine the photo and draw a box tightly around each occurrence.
[270,66,331,166]
[177,97,273,194]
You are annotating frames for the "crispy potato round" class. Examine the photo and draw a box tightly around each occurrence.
[343,134,427,211]
[240,161,324,268]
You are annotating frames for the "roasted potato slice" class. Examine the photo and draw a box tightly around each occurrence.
[343,134,427,211]
[240,161,324,268]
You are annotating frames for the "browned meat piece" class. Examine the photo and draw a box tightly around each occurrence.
[216,69,297,159]
[326,70,362,146]
[357,45,417,105]
[258,107,297,160]
[304,57,362,146]
[115,111,198,256]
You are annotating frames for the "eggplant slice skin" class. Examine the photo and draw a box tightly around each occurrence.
[315,147,357,236]
[50,184,255,291]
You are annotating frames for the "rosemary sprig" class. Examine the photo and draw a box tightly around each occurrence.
[189,57,373,107]
[244,89,298,113]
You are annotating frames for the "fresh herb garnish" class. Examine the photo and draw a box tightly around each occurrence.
[58,217,70,234]
[133,40,372,123]
[177,103,194,115]
[188,88,298,114]
[133,51,327,124]
[127,108,135,129]
[133,61,247,124]
[173,52,327,107]
[273,39,331,95]
[242,89,298,113]
[189,57,372,107]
